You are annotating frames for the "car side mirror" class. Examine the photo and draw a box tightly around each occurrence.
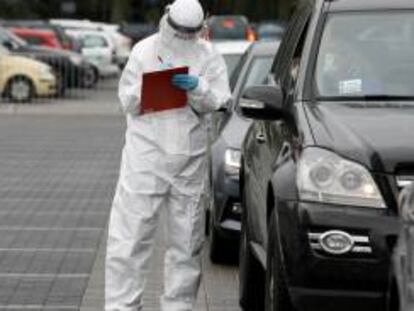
[239,85,284,120]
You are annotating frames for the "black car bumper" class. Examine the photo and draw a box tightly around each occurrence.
[277,200,399,311]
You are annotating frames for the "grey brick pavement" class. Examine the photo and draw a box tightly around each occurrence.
[0,80,241,310]
[80,223,241,311]
[0,114,124,310]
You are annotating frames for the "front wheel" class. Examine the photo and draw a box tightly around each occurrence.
[80,66,98,89]
[6,77,34,103]
[265,210,296,311]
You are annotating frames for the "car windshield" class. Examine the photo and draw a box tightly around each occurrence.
[223,54,243,77]
[0,29,27,47]
[315,12,414,99]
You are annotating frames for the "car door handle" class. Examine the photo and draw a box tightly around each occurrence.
[256,133,266,144]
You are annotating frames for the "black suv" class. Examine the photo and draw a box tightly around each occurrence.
[238,0,414,310]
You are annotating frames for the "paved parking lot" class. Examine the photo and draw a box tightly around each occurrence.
[0,78,241,310]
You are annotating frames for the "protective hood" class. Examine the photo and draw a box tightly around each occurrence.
[168,0,204,31]
[159,14,201,51]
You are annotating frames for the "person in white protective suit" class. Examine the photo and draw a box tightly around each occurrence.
[105,0,232,310]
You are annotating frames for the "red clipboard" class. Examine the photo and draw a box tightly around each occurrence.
[140,66,189,115]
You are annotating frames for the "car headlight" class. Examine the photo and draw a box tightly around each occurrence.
[297,148,385,208]
[70,55,83,66]
[224,149,241,177]
[39,66,55,79]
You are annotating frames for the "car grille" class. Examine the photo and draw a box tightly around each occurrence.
[308,231,373,258]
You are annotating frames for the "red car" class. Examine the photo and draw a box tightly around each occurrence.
[9,28,63,50]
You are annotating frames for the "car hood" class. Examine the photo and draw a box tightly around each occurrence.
[221,112,252,149]
[2,55,47,69]
[304,101,414,173]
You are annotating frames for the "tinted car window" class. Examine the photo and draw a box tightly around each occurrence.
[242,56,274,90]
[223,54,243,78]
[209,16,248,40]
[82,35,108,48]
[316,12,414,98]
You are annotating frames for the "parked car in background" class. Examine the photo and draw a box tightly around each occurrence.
[256,21,286,41]
[213,41,251,78]
[238,0,409,310]
[1,20,75,50]
[10,28,63,50]
[66,29,119,78]
[0,27,98,93]
[50,19,132,69]
[0,45,56,102]
[119,22,157,45]
[207,41,279,263]
[208,15,256,42]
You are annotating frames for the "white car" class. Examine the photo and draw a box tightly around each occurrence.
[213,41,252,77]
[50,19,132,68]
[66,29,119,78]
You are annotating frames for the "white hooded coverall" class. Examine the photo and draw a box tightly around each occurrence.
[105,2,231,310]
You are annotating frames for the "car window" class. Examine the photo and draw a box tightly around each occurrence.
[82,35,108,48]
[315,12,414,98]
[229,49,250,91]
[209,16,249,40]
[272,3,311,84]
[222,54,243,78]
[242,56,274,90]
[233,55,274,111]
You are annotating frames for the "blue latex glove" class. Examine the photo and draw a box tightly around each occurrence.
[172,74,199,91]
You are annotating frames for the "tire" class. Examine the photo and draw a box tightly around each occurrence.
[81,66,99,89]
[265,210,296,311]
[239,193,265,311]
[6,77,33,103]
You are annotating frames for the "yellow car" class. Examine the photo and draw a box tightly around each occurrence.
[0,45,56,102]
